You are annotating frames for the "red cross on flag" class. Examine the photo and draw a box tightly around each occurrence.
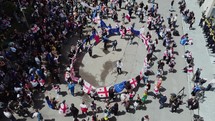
[83,80,96,94]
[126,28,131,35]
[139,33,149,47]
[129,78,137,88]
[96,86,110,98]
[31,24,40,33]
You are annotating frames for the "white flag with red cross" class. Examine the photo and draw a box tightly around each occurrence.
[83,80,96,94]
[96,86,110,98]
[129,78,138,88]
[139,33,149,47]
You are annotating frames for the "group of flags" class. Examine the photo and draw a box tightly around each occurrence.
[81,77,139,98]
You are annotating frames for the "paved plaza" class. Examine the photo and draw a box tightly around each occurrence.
[2,0,215,121]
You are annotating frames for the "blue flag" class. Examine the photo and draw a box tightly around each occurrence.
[131,28,140,36]
[89,32,96,41]
[100,20,108,28]
[109,27,120,35]
[114,81,126,93]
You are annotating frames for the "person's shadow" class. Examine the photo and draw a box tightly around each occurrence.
[120,71,128,76]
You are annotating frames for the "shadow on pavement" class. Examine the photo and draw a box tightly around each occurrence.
[109,116,117,121]
[176,108,184,114]
[102,49,111,55]
[160,86,166,92]
[117,110,126,116]
[92,54,102,58]
[59,91,68,97]
[115,48,122,52]
[17,118,27,121]
[44,119,55,121]
[144,100,152,104]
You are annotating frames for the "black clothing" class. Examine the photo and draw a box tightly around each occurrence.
[70,106,79,118]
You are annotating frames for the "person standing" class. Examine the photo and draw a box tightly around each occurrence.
[112,40,118,51]
[90,101,97,113]
[189,17,195,30]
[159,94,167,109]
[3,108,17,121]
[88,44,93,57]
[70,103,79,119]
[59,100,69,116]
[118,0,122,9]
[32,109,43,121]
[169,0,174,11]
[141,90,148,107]
[80,101,88,115]
[168,58,176,72]
[108,87,115,101]
[122,13,125,24]
[173,14,178,28]
[116,60,123,74]
[85,34,91,45]
[141,115,149,121]
[68,81,76,96]
[111,102,119,115]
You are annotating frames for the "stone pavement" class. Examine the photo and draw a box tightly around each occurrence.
[182,0,215,121]
[5,0,215,121]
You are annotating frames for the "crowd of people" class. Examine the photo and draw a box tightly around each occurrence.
[0,0,213,121]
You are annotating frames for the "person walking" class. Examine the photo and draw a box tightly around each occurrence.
[169,0,174,11]
[116,60,123,74]
[70,103,79,119]
[3,108,17,121]
[32,109,43,121]
[68,81,76,96]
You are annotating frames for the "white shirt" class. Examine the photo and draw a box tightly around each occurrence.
[117,61,123,68]
[3,111,12,118]
[32,112,39,118]
[173,16,177,22]
[80,103,87,108]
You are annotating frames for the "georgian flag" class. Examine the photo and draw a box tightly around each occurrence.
[83,80,96,94]
[139,33,150,47]
[96,86,110,98]
[125,14,131,22]
[31,24,40,33]
[129,78,138,88]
